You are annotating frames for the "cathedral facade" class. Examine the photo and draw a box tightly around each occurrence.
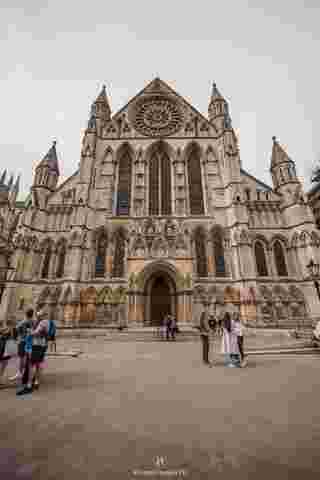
[0,78,319,328]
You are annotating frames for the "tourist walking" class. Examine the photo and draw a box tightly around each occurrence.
[0,325,17,386]
[199,302,212,366]
[31,309,50,389]
[221,311,240,367]
[17,309,49,396]
[233,312,247,367]
[170,315,177,341]
[165,314,171,341]
[9,308,34,381]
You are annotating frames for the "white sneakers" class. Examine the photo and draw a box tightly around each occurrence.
[9,372,22,381]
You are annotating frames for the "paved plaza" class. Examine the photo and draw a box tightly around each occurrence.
[1,338,320,479]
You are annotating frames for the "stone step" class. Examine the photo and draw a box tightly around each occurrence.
[247,348,320,356]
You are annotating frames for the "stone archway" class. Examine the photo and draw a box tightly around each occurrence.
[142,261,178,326]
[147,274,176,326]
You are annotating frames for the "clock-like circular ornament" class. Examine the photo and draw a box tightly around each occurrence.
[132,95,183,137]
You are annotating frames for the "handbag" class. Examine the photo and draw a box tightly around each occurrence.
[4,338,18,357]
[0,336,6,359]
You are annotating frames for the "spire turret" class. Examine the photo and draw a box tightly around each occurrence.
[7,174,14,191]
[208,82,232,131]
[37,141,60,175]
[88,85,111,131]
[270,136,300,193]
[33,141,60,198]
[0,169,7,185]
[9,174,20,205]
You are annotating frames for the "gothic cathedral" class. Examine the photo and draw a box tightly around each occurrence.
[0,78,319,327]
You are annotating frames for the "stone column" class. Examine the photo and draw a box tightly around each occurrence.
[231,243,241,280]
[266,247,276,277]
[135,291,144,324]
[66,246,82,281]
[48,250,57,279]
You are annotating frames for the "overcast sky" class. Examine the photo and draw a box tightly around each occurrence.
[1,1,319,198]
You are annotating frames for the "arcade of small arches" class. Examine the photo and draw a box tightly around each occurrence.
[31,280,308,328]
[11,227,320,284]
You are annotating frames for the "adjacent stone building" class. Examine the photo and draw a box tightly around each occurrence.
[0,78,319,328]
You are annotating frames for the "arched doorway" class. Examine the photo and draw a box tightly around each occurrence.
[144,271,176,326]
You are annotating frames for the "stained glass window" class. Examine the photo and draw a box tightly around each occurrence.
[195,228,208,277]
[56,244,66,278]
[255,241,268,277]
[273,240,288,276]
[187,146,204,215]
[116,151,132,216]
[95,234,107,277]
[161,151,172,215]
[213,230,226,276]
[41,247,51,279]
[112,230,125,278]
[149,145,172,215]
[149,151,159,215]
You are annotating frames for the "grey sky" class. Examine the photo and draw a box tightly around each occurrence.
[1,1,319,198]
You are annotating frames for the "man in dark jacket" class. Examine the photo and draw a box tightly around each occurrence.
[199,302,212,366]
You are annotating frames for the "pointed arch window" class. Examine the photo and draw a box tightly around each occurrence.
[95,233,107,277]
[41,245,52,279]
[195,229,208,277]
[254,241,268,277]
[116,149,132,216]
[187,145,204,215]
[273,240,288,276]
[56,242,66,279]
[213,229,226,276]
[112,230,125,278]
[149,144,172,215]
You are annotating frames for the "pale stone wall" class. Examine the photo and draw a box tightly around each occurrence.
[0,79,320,327]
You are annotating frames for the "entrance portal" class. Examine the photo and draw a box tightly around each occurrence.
[145,272,176,326]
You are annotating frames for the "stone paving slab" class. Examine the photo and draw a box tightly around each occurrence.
[1,341,320,479]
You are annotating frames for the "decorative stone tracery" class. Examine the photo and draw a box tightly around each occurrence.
[131,95,183,137]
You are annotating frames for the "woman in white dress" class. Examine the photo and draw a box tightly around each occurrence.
[221,312,240,367]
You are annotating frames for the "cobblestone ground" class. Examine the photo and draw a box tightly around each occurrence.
[1,339,320,479]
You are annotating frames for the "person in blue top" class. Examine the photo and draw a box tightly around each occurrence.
[9,308,33,382]
[16,309,49,395]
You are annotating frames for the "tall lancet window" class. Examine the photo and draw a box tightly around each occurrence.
[149,144,172,215]
[149,151,160,215]
[255,241,268,277]
[195,228,208,277]
[95,232,107,277]
[41,243,52,279]
[116,149,132,216]
[56,241,66,278]
[187,145,204,215]
[273,240,288,276]
[112,230,125,278]
[213,229,226,276]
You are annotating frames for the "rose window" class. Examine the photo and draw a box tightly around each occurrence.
[132,96,183,137]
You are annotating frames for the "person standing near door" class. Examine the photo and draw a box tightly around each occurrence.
[199,302,212,366]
